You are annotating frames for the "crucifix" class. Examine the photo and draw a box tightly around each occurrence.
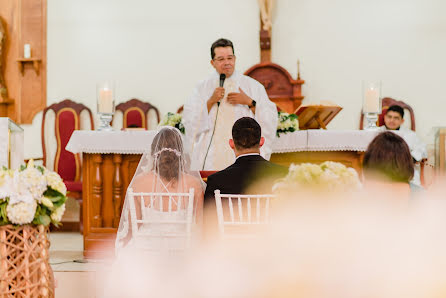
[258,0,274,63]
[244,0,305,114]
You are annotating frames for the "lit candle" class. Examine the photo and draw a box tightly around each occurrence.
[98,88,113,113]
[363,88,380,113]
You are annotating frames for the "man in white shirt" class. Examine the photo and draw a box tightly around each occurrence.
[379,105,427,186]
[183,38,278,171]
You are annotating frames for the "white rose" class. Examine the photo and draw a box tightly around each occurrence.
[50,204,66,223]
[7,201,37,225]
[17,167,47,201]
[45,171,67,196]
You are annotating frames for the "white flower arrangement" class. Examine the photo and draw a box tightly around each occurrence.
[273,161,361,193]
[159,112,185,134]
[277,111,299,137]
[0,160,67,226]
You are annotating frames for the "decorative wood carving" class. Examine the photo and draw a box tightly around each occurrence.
[101,155,115,228]
[112,154,123,228]
[245,62,305,113]
[92,154,103,228]
[115,98,161,129]
[83,153,142,258]
[0,0,47,124]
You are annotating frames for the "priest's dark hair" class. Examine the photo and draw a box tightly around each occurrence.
[232,117,261,150]
[211,38,234,60]
[363,131,414,183]
[386,105,404,118]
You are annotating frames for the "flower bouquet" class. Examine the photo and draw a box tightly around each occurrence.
[276,111,299,137]
[159,112,185,134]
[273,161,361,194]
[0,160,67,226]
[0,160,66,297]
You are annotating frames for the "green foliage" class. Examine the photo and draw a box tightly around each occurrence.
[276,111,299,137]
[175,122,185,134]
[0,200,8,225]
[44,187,67,208]
[32,204,52,226]
[36,165,45,174]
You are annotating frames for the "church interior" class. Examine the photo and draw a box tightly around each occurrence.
[1,0,446,297]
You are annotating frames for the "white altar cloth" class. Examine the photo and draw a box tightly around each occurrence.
[66,130,157,154]
[66,130,387,155]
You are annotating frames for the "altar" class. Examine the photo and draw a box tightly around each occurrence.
[66,129,383,258]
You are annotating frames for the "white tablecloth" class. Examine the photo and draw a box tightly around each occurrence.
[66,130,157,154]
[66,129,386,155]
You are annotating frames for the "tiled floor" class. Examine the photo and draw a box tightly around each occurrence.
[49,232,112,297]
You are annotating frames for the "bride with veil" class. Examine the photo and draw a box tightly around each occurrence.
[115,127,205,253]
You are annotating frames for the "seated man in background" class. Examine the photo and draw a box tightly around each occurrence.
[204,117,288,199]
[380,105,427,186]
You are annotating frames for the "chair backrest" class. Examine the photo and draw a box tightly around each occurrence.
[214,190,275,238]
[41,99,94,181]
[359,97,416,131]
[127,187,195,253]
[115,98,160,129]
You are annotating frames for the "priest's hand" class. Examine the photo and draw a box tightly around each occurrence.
[207,87,225,112]
[227,88,252,106]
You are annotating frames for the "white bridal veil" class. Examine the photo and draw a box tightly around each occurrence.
[115,126,205,252]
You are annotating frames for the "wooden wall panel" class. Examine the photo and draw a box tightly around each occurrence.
[0,0,46,124]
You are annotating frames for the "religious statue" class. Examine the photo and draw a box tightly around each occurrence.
[0,17,8,101]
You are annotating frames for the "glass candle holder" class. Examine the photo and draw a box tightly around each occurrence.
[97,82,115,131]
[362,80,382,131]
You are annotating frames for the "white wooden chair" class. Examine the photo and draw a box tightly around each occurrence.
[214,190,275,239]
[127,187,195,254]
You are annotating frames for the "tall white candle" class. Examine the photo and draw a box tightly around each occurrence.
[363,88,380,113]
[24,44,31,59]
[98,88,113,113]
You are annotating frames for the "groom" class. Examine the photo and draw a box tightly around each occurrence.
[204,117,288,199]
[203,117,287,240]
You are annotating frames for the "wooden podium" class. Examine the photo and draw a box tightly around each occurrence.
[295,105,342,130]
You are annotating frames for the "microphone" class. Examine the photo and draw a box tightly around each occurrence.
[202,74,226,170]
[219,73,226,87]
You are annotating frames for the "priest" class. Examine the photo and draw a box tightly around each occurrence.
[183,38,278,171]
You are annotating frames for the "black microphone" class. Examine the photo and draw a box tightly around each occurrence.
[219,73,226,87]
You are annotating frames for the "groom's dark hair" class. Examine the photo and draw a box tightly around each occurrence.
[232,117,261,150]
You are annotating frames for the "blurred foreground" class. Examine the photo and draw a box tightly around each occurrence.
[98,176,446,298]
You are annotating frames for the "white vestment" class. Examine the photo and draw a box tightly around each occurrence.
[379,126,428,186]
[183,70,278,171]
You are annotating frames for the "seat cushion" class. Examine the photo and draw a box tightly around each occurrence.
[64,180,82,192]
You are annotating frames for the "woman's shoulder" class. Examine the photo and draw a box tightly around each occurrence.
[131,172,155,188]
[183,173,202,184]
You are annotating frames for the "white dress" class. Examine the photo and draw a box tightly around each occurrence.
[134,208,189,252]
